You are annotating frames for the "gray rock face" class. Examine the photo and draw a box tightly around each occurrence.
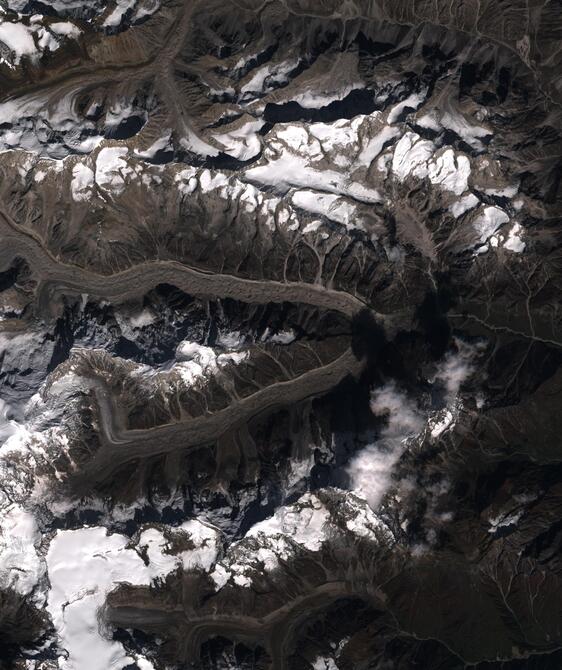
[0,1,560,669]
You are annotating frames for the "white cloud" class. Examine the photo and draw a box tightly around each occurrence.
[348,340,477,507]
[347,384,424,509]
[435,339,475,401]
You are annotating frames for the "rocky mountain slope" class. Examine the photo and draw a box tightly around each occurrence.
[0,0,560,668]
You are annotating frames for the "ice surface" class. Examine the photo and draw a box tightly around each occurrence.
[0,21,37,63]
[417,109,491,149]
[291,83,364,109]
[488,509,523,534]
[387,92,426,124]
[212,119,264,161]
[392,132,435,180]
[246,493,329,552]
[430,410,454,438]
[95,146,133,194]
[50,21,81,37]
[104,0,137,27]
[474,206,509,244]
[240,58,299,96]
[179,130,220,158]
[312,656,339,670]
[358,125,401,167]
[135,131,172,159]
[392,132,470,195]
[245,151,381,202]
[427,149,471,196]
[0,504,43,597]
[46,520,220,670]
[292,190,361,229]
[450,193,479,217]
[503,222,525,252]
[71,162,95,201]
[46,527,151,670]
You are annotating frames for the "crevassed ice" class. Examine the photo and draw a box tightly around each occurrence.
[47,527,148,670]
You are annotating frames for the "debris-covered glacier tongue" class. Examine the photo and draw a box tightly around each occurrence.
[0,0,561,668]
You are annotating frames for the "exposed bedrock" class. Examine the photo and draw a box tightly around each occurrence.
[0,0,560,669]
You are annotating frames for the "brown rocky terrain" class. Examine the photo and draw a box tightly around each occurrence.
[0,1,560,669]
